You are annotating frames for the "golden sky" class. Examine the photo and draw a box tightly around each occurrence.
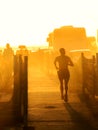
[0,0,98,47]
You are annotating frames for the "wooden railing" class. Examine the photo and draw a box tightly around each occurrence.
[81,53,97,99]
[13,55,28,127]
[0,54,28,127]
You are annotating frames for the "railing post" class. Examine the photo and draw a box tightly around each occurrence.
[23,56,28,127]
[92,55,96,99]
[13,55,28,126]
[13,55,22,120]
[95,53,98,96]
[81,53,85,94]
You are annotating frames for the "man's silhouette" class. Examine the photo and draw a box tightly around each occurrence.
[3,43,14,59]
[54,48,74,101]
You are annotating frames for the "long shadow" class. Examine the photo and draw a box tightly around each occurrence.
[78,93,98,118]
[64,102,97,130]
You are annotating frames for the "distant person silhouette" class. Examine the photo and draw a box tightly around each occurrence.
[3,43,14,75]
[3,43,14,58]
[2,43,14,91]
[54,48,74,102]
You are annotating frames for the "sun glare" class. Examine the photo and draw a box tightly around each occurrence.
[0,0,98,48]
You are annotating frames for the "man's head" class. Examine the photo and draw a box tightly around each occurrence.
[6,43,10,48]
[59,48,65,55]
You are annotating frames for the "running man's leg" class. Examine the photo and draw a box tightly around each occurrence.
[64,80,69,102]
[65,79,69,95]
[57,70,64,99]
[59,79,64,99]
[64,72,70,101]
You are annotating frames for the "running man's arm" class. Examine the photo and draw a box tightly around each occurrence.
[68,57,74,66]
[54,57,59,70]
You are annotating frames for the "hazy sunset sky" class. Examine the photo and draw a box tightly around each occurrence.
[0,0,98,47]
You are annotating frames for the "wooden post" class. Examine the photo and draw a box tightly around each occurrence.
[23,56,28,127]
[19,55,23,120]
[92,55,96,99]
[95,53,98,96]
[81,53,85,94]
[13,55,22,120]
[13,55,19,103]
[13,55,29,124]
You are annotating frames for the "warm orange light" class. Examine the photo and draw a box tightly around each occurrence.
[0,0,98,47]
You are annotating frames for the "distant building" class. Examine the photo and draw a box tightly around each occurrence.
[47,26,90,51]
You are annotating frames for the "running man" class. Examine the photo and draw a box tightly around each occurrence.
[54,48,74,101]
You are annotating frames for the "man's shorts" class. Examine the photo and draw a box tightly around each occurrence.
[57,69,70,82]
